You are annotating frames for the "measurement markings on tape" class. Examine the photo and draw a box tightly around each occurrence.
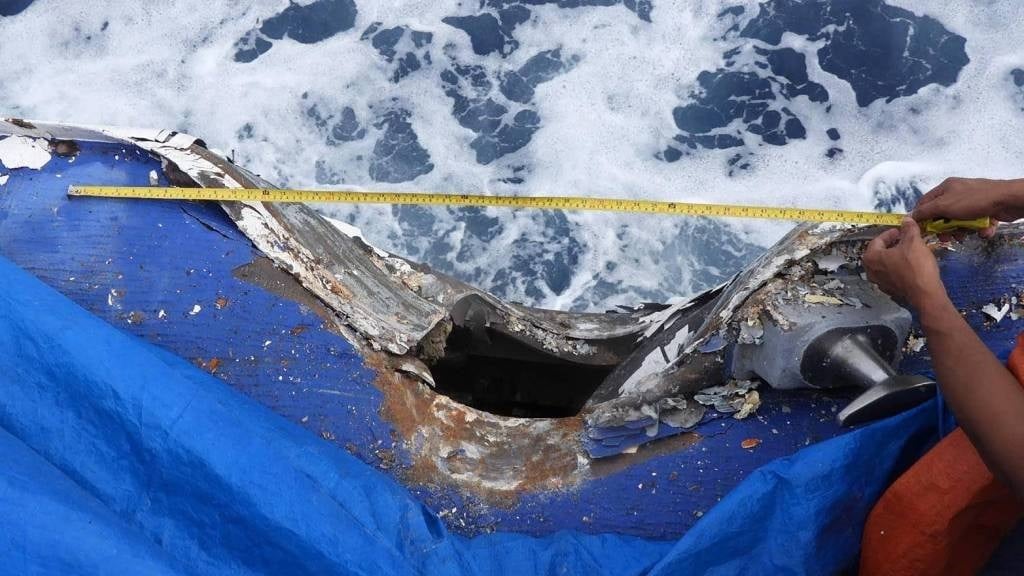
[67,186,989,233]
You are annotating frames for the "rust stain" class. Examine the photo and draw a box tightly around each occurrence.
[126,310,145,325]
[193,357,222,374]
[365,352,586,506]
[7,118,36,129]
[375,448,397,470]
[50,139,80,157]
[214,296,230,310]
[289,325,308,336]
[328,280,352,300]
[740,438,761,450]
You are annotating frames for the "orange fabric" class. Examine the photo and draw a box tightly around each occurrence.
[859,334,1024,576]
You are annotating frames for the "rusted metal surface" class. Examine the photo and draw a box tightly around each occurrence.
[49,139,79,157]
[5,117,36,129]
[368,353,588,504]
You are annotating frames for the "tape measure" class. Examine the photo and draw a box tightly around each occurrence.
[67,185,989,235]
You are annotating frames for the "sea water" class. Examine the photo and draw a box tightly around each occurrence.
[1,0,1021,311]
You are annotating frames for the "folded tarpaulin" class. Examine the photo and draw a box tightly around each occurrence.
[0,255,937,575]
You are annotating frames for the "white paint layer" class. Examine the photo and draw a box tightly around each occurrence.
[0,135,51,169]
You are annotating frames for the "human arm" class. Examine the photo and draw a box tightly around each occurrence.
[863,218,1024,498]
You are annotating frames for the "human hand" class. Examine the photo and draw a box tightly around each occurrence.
[863,218,948,311]
[912,177,1024,239]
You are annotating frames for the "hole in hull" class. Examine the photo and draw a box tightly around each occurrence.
[428,325,615,418]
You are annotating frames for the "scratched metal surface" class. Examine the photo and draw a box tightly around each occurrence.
[2,138,1017,539]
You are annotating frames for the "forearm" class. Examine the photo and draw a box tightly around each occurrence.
[996,178,1024,214]
[919,295,1024,497]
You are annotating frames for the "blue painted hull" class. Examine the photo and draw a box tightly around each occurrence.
[1,129,1021,541]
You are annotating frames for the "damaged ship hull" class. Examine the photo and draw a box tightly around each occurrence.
[1,119,1023,541]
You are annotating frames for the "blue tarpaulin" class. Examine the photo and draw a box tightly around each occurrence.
[0,255,938,575]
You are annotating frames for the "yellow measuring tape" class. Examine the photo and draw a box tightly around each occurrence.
[67,185,989,235]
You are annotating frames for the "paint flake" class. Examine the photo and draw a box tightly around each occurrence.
[813,253,847,272]
[738,319,764,344]
[0,136,51,169]
[617,326,690,395]
[906,334,926,353]
[733,390,761,420]
[982,302,1010,323]
[804,294,844,306]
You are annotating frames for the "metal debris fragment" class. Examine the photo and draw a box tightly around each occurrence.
[813,251,850,272]
[192,357,222,374]
[639,303,686,339]
[738,319,764,345]
[838,296,864,308]
[982,302,1010,323]
[1011,294,1024,321]
[107,288,124,309]
[618,325,690,395]
[694,379,760,415]
[905,333,926,353]
[822,278,844,290]
[394,358,436,387]
[698,333,727,353]
[803,294,845,306]
[733,390,761,420]
[657,396,706,429]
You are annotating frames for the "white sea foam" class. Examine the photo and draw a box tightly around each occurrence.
[1,1,1022,310]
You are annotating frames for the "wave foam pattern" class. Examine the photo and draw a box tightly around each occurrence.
[1,0,1022,310]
